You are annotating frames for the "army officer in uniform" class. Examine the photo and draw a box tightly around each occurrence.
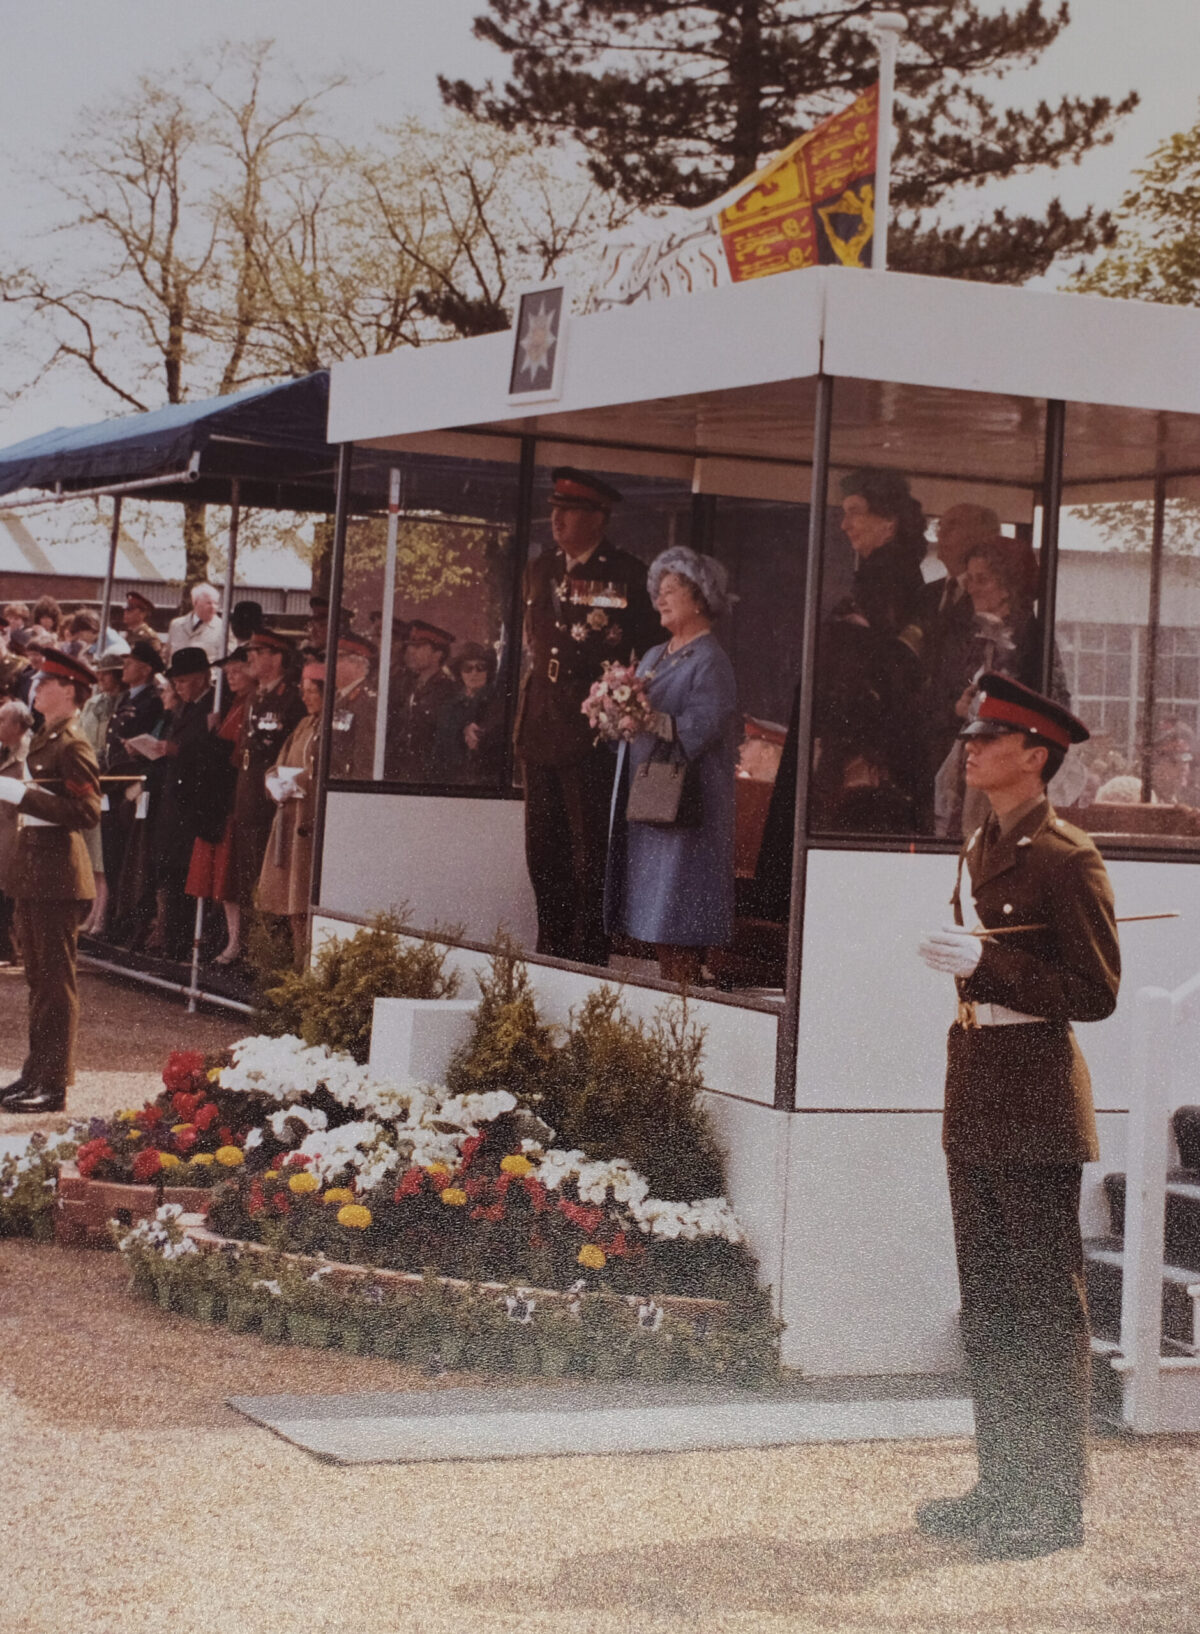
[0,648,102,1113]
[917,673,1120,1560]
[514,468,659,965]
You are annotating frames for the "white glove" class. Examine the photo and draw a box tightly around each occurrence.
[264,768,287,805]
[918,924,983,978]
[0,776,25,806]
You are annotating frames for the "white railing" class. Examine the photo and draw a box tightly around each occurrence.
[1115,977,1200,1431]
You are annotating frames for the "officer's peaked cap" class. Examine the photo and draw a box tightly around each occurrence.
[959,672,1088,751]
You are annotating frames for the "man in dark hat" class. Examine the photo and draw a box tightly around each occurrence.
[120,590,163,653]
[514,467,659,965]
[916,673,1120,1560]
[100,640,166,944]
[149,648,216,959]
[229,600,265,644]
[385,620,457,783]
[0,648,101,1113]
[229,629,304,920]
[329,632,378,780]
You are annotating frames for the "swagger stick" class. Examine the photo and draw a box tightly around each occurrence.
[970,911,1179,937]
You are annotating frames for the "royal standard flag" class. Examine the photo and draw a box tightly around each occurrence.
[719,86,879,280]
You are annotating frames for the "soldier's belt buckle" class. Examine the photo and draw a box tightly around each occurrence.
[547,658,559,683]
[242,750,251,771]
[957,1000,979,1031]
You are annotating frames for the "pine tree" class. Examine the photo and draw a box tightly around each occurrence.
[441,0,1138,284]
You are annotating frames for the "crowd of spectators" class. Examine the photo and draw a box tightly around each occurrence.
[0,584,510,974]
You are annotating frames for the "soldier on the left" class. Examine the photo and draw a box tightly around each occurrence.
[0,648,102,1113]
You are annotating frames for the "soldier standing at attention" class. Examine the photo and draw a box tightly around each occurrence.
[514,468,659,965]
[916,672,1120,1560]
[0,649,102,1113]
[329,633,378,780]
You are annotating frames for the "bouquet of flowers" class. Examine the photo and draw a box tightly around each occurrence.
[581,662,653,743]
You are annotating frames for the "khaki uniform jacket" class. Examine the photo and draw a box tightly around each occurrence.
[945,799,1120,1164]
[9,715,102,901]
[0,733,30,891]
[514,540,659,767]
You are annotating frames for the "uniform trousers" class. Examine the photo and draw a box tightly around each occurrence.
[947,1160,1090,1518]
[522,753,612,966]
[13,899,90,1094]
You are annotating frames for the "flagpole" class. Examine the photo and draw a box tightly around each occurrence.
[870,12,907,272]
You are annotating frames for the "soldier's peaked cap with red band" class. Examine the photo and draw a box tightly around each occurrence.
[337,632,377,659]
[406,620,454,649]
[550,467,623,511]
[124,590,156,614]
[959,672,1089,751]
[246,628,295,654]
[37,646,97,687]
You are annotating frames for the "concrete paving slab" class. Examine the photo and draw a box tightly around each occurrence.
[229,1381,975,1465]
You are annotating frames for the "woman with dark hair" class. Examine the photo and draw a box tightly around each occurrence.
[31,596,63,636]
[432,641,501,783]
[755,469,930,915]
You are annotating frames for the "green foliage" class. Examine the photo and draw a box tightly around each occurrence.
[547,987,726,1202]
[259,912,460,1063]
[1070,117,1200,308]
[444,0,1137,284]
[452,942,726,1202]
[0,1134,76,1241]
[445,932,559,1108]
[125,1243,781,1385]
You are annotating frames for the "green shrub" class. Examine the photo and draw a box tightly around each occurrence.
[545,987,726,1202]
[451,943,727,1203]
[445,932,558,1109]
[259,912,460,1063]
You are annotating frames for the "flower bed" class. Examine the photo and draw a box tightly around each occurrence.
[53,1031,780,1380]
[118,1208,777,1382]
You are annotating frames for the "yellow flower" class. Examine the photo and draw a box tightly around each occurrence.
[440,1188,468,1207]
[115,1109,138,1123]
[324,1187,354,1206]
[500,1154,534,1178]
[425,1163,451,1179]
[337,1204,372,1230]
[288,1171,320,1195]
[207,1067,222,1082]
[127,1129,142,1140]
[264,1169,280,1181]
[214,1146,244,1167]
[190,1153,215,1167]
[170,1123,192,1135]
[158,1153,182,1169]
[577,1244,607,1271]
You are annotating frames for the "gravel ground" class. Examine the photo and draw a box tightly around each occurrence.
[1,964,1198,1633]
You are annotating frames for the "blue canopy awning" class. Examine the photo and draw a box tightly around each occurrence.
[0,372,338,511]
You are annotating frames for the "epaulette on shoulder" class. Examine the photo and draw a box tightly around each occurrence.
[1045,812,1090,849]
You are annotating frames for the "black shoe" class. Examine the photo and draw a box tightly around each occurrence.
[4,1087,66,1114]
[916,1486,989,1540]
[0,1079,32,1108]
[977,1508,1083,1561]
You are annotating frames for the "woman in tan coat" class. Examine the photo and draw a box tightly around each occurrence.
[256,661,323,968]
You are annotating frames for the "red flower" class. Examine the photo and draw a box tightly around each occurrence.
[192,1102,220,1132]
[494,1172,514,1197]
[470,1202,505,1223]
[248,1181,266,1218]
[523,1177,548,1213]
[173,1127,198,1154]
[75,1138,114,1179]
[283,1153,311,1167]
[171,1090,204,1120]
[394,1167,424,1200]
[163,1050,207,1093]
[558,1198,604,1234]
[463,1175,486,1201]
[132,1148,163,1183]
[459,1133,485,1169]
[606,1230,630,1259]
[139,1102,164,1125]
[218,1126,234,1145]
[271,1191,291,1213]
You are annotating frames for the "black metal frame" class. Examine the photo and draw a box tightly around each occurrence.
[313,382,1197,1122]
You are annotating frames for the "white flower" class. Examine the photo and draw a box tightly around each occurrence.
[505,1293,536,1324]
[636,1301,664,1333]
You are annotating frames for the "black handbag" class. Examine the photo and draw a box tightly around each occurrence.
[626,739,702,827]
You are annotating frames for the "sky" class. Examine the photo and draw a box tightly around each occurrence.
[0,0,1197,452]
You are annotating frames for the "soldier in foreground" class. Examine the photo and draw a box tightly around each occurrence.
[0,649,102,1113]
[917,673,1120,1560]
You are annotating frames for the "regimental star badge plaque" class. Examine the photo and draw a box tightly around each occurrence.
[508,282,569,403]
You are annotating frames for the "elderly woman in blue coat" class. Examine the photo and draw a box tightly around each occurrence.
[604,546,738,985]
